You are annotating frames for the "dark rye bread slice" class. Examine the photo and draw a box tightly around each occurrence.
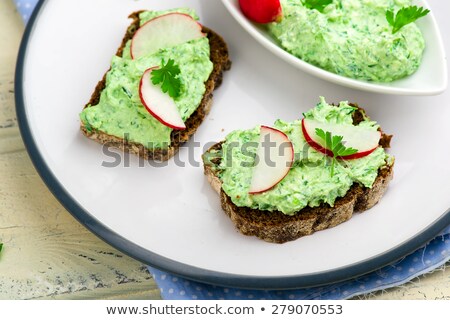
[81,11,231,161]
[203,107,394,244]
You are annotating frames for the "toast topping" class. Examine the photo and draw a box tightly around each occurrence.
[139,65,186,130]
[79,9,213,148]
[248,126,294,194]
[130,13,205,60]
[216,97,392,215]
[301,118,382,171]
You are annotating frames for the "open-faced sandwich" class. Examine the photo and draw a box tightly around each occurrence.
[203,97,394,243]
[80,9,231,160]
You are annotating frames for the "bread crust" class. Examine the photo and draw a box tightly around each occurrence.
[203,109,394,244]
[80,11,231,161]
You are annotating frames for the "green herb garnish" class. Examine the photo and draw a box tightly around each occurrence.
[302,0,333,13]
[386,5,430,34]
[0,243,3,253]
[151,59,182,99]
[315,128,358,176]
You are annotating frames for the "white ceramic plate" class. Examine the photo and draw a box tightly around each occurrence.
[16,0,450,289]
[221,0,448,96]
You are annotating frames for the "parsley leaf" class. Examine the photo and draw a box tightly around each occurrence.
[151,59,182,99]
[315,128,358,176]
[302,0,333,13]
[0,243,3,253]
[386,5,430,34]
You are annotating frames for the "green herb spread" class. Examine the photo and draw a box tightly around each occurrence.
[269,0,426,82]
[216,98,393,215]
[80,9,213,148]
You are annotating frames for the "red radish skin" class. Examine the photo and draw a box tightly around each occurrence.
[334,147,378,160]
[239,0,283,24]
[139,67,186,130]
[249,125,294,194]
[301,119,334,157]
[301,119,380,160]
[131,13,205,60]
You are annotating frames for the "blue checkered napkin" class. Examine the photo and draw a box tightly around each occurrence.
[17,0,450,300]
[13,0,37,23]
[150,227,450,300]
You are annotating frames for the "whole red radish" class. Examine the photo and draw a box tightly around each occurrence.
[239,0,283,24]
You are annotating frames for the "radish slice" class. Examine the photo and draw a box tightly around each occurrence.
[249,126,294,194]
[302,118,381,160]
[131,13,205,59]
[139,67,185,130]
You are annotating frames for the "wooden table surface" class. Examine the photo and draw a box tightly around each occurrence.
[0,0,448,300]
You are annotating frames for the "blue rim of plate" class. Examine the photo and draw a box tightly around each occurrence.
[15,0,450,290]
